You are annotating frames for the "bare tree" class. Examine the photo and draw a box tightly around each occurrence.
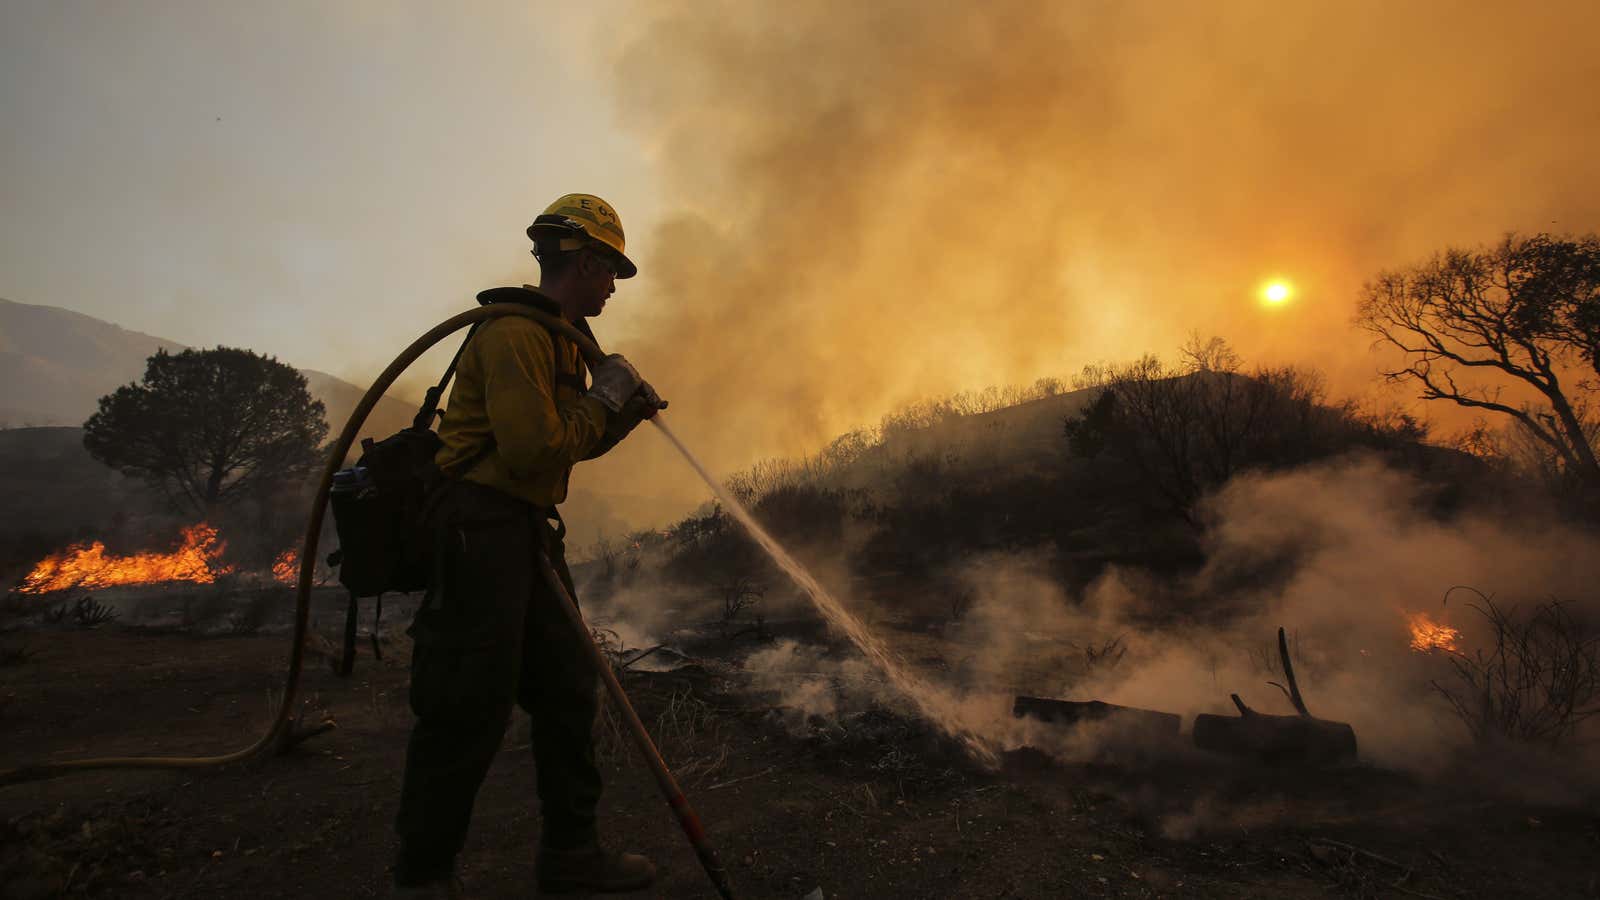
[1178,332,1242,374]
[1358,234,1600,489]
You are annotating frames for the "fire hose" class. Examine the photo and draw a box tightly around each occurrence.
[0,303,736,899]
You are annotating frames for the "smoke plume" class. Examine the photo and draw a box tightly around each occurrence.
[573,0,1600,524]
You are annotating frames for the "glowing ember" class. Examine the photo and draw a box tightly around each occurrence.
[16,524,234,594]
[1405,611,1460,653]
[272,549,299,585]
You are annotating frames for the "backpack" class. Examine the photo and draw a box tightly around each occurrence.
[326,326,479,600]
[327,288,586,600]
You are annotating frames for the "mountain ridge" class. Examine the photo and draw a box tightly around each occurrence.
[0,295,417,436]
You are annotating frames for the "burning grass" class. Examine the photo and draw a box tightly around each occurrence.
[12,523,308,601]
[270,549,299,585]
[1405,610,1461,653]
[16,523,232,594]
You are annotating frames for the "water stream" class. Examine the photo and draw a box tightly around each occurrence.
[651,418,998,763]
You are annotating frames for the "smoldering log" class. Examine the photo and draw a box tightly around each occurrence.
[1192,704,1357,764]
[1192,627,1358,764]
[1012,697,1181,737]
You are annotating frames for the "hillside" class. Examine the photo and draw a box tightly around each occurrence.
[632,369,1484,624]
[0,299,182,427]
[0,296,416,436]
[0,298,424,571]
[0,427,153,543]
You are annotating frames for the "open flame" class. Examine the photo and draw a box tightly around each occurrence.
[16,523,235,594]
[272,549,299,585]
[1405,610,1460,653]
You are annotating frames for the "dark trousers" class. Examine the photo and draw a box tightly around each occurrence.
[394,480,601,884]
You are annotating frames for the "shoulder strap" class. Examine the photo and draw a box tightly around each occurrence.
[572,314,604,353]
[412,324,480,431]
[558,310,604,392]
[432,291,610,475]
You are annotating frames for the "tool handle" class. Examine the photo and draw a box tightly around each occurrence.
[534,547,736,900]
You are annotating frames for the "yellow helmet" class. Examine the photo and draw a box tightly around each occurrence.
[526,193,637,279]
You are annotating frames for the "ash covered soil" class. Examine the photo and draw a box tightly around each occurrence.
[2,625,1598,900]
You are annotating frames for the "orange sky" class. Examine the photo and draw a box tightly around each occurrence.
[5,1,1599,534]
[576,0,1600,527]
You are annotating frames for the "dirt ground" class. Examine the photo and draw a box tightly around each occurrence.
[2,619,1598,899]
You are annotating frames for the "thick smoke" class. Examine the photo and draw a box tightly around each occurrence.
[1081,459,1598,772]
[721,456,1599,802]
[571,0,1600,524]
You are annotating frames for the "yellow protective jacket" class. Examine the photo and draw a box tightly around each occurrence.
[434,288,610,507]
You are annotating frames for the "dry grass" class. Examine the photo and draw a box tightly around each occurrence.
[655,685,714,744]
[655,685,728,785]
[590,682,728,786]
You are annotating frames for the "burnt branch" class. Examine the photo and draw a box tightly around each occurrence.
[1275,626,1312,718]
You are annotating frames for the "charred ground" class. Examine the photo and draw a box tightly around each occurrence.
[0,624,1596,899]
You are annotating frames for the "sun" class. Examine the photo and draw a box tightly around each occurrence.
[1260,280,1293,307]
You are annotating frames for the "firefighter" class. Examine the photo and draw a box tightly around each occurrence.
[393,194,661,898]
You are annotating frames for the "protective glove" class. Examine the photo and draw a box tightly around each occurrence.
[593,382,668,456]
[612,382,667,432]
[635,380,667,416]
[586,353,643,413]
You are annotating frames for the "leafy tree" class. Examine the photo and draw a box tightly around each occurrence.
[83,347,327,517]
[1359,233,1600,489]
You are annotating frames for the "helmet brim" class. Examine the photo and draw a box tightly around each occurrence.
[527,220,637,279]
[601,246,638,280]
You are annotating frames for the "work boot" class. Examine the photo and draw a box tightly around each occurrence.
[536,844,656,894]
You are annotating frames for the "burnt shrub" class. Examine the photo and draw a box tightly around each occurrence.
[750,482,853,547]
[661,504,754,587]
[714,573,766,638]
[71,595,118,628]
[1065,354,1427,523]
[1433,590,1600,749]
